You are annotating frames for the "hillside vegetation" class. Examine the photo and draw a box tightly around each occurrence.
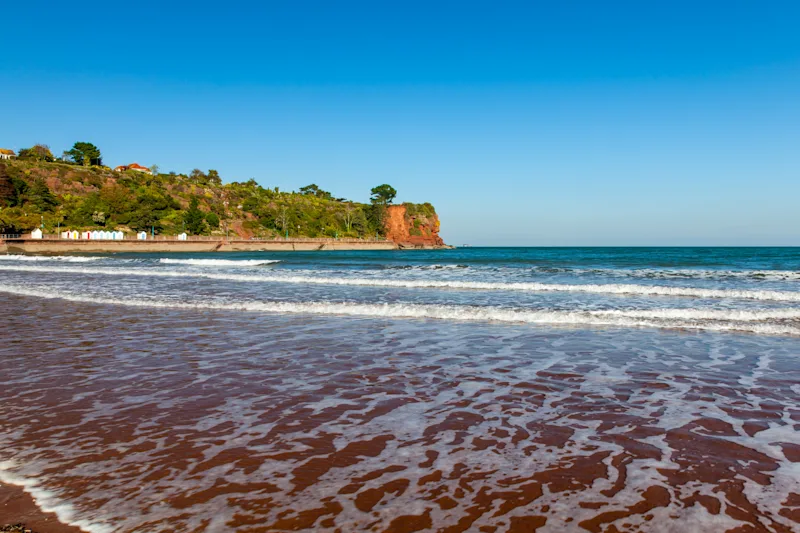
[0,159,437,240]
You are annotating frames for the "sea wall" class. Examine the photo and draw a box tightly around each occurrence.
[0,239,398,254]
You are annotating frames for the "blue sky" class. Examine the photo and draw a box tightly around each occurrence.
[2,1,799,245]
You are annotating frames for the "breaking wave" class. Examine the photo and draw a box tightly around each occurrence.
[2,264,800,302]
[1,284,798,336]
[383,264,469,270]
[559,267,800,281]
[0,254,102,263]
[158,258,281,267]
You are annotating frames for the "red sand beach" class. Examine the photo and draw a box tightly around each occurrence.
[0,292,798,532]
[1,483,83,533]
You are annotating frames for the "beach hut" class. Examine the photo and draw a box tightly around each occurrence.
[178,232,188,241]
[103,230,112,240]
[113,231,124,240]
[70,230,79,240]
[61,231,69,239]
[137,231,147,240]
[90,230,100,240]
[31,228,43,239]
[82,231,91,239]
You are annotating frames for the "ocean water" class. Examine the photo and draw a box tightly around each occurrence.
[0,247,798,532]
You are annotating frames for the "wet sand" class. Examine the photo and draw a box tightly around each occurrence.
[0,294,798,532]
[0,483,83,533]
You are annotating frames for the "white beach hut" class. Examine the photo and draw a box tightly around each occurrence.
[137,231,147,240]
[30,228,43,239]
[103,230,113,240]
[90,230,100,240]
[61,231,69,239]
[178,233,187,241]
[70,230,79,240]
[82,231,91,239]
[113,231,124,240]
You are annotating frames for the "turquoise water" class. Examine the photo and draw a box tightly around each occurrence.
[2,247,799,335]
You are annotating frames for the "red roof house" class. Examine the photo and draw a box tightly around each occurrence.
[114,163,152,174]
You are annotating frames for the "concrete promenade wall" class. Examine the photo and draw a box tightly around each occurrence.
[0,239,400,254]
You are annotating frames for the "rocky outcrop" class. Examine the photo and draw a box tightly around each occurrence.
[384,204,445,248]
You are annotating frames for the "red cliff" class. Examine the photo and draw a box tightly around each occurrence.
[384,204,446,248]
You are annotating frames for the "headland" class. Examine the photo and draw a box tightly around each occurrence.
[0,154,448,251]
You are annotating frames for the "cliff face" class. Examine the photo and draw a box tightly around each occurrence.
[384,204,445,247]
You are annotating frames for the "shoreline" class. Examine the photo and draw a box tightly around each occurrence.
[0,483,84,533]
[0,239,452,254]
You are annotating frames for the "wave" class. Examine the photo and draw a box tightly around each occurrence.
[2,264,800,302]
[383,264,469,270]
[568,267,800,282]
[0,254,102,263]
[158,258,281,267]
[1,284,799,336]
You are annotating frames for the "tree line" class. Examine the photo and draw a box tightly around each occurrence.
[0,146,426,239]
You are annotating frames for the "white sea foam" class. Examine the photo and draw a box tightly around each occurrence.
[0,460,112,533]
[384,264,469,270]
[0,254,102,263]
[2,264,800,302]
[1,284,798,335]
[532,266,800,281]
[158,258,281,267]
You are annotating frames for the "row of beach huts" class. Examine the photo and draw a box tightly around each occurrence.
[28,228,190,241]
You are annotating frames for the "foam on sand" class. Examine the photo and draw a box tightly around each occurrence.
[0,460,113,533]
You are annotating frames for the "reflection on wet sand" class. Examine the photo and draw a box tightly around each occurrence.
[0,294,798,532]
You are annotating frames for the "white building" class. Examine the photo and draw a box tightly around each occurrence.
[30,228,43,239]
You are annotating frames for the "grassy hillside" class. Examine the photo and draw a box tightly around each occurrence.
[0,160,436,239]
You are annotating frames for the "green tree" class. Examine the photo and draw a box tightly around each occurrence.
[184,196,207,234]
[189,169,207,185]
[299,184,333,200]
[367,203,387,236]
[205,212,220,229]
[17,144,54,162]
[207,169,222,186]
[29,180,58,211]
[66,142,102,166]
[370,184,397,205]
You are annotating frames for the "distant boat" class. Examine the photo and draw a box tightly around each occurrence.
[461,244,472,248]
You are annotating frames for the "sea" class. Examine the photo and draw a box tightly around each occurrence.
[0,247,798,532]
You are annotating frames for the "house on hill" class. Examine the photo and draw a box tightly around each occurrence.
[114,162,152,174]
[0,149,16,160]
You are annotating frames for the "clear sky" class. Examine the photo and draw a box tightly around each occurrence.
[2,1,799,245]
